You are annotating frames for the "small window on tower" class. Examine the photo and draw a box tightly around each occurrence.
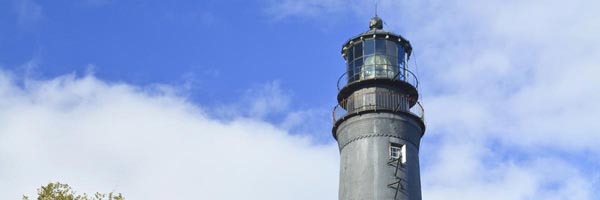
[390,143,402,159]
[390,143,407,164]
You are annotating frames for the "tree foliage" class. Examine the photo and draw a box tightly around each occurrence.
[22,182,124,200]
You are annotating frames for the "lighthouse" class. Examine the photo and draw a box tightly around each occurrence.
[332,16,425,200]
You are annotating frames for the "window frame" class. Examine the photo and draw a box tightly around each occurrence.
[390,143,407,164]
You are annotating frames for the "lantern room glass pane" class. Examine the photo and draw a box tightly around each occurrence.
[364,40,375,55]
[389,55,398,69]
[398,43,406,75]
[354,60,362,81]
[354,42,363,58]
[386,41,397,58]
[347,46,354,61]
[375,39,386,54]
[362,65,374,79]
[347,61,355,81]
[397,44,405,61]
[375,66,385,77]
[354,58,363,70]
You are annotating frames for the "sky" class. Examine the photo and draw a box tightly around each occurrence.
[0,0,599,199]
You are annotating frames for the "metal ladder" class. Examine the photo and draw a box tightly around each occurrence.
[387,157,407,199]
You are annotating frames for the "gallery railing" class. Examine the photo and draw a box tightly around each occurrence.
[332,91,425,124]
[337,67,420,91]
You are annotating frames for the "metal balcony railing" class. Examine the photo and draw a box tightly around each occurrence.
[337,67,420,91]
[332,92,425,124]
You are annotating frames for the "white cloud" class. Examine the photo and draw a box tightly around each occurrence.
[425,155,594,200]
[0,71,339,199]
[212,80,292,120]
[409,1,600,198]
[243,81,292,118]
[395,0,600,152]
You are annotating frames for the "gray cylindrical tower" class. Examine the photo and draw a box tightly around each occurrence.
[332,17,425,200]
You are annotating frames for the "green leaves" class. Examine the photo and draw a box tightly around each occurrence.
[22,182,124,200]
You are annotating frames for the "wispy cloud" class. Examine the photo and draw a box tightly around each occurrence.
[0,70,338,199]
[211,80,292,120]
[14,0,43,27]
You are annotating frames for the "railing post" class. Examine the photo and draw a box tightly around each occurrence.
[403,53,408,82]
[332,105,337,124]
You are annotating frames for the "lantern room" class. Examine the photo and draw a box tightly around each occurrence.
[341,17,414,86]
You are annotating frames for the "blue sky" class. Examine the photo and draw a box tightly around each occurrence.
[2,0,342,107]
[1,0,599,199]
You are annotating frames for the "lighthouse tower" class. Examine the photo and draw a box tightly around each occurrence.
[332,16,425,200]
